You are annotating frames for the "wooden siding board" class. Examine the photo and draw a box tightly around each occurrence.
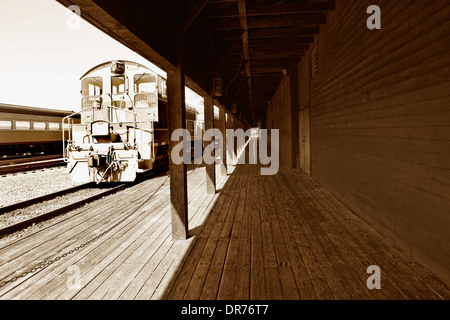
[295,0,450,281]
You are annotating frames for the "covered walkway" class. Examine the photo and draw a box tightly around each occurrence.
[1,161,448,299]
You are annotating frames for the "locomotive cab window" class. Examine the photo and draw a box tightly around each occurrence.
[158,77,167,100]
[81,77,103,110]
[81,77,102,97]
[0,120,12,130]
[134,73,156,93]
[111,76,127,95]
[134,73,157,109]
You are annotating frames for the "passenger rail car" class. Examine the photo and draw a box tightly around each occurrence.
[64,60,203,183]
[0,104,75,158]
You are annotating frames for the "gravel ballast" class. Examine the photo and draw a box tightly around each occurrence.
[0,167,83,208]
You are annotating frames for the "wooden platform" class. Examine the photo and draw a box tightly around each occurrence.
[0,162,449,300]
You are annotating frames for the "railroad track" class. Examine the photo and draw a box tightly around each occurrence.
[0,168,168,236]
[0,157,65,175]
[0,154,62,166]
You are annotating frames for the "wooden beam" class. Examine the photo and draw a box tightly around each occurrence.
[226,110,235,173]
[208,19,241,31]
[233,112,238,162]
[250,51,303,60]
[237,0,254,123]
[247,14,327,29]
[215,32,244,70]
[230,66,283,75]
[224,83,248,110]
[250,44,310,53]
[248,27,320,38]
[198,18,219,63]
[249,59,303,67]
[203,4,239,19]
[235,73,283,80]
[168,38,188,241]
[290,63,299,169]
[214,30,249,41]
[204,1,335,19]
[204,91,216,194]
[182,0,209,34]
[250,37,314,47]
[209,0,237,3]
[209,15,326,30]
[247,1,335,16]
[219,105,227,176]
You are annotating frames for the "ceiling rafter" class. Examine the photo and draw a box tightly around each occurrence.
[250,37,313,46]
[249,27,320,38]
[247,14,327,29]
[182,0,209,34]
[215,31,244,70]
[236,0,254,123]
[246,1,335,16]
[202,0,335,123]
[204,1,334,19]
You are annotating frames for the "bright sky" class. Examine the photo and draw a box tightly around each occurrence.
[0,0,176,112]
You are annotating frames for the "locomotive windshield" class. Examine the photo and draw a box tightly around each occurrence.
[81,77,103,110]
[81,77,102,96]
[134,73,156,93]
[134,73,157,109]
[111,76,127,94]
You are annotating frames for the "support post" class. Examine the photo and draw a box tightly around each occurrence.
[226,111,235,173]
[204,92,216,194]
[290,63,300,169]
[167,40,188,241]
[233,114,238,164]
[219,106,227,176]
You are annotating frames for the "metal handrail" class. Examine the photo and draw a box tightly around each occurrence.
[62,106,143,162]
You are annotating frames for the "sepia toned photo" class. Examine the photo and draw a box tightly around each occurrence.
[0,0,449,311]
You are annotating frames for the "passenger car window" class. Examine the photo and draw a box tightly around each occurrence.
[33,122,46,130]
[0,121,12,129]
[48,122,60,130]
[15,121,31,130]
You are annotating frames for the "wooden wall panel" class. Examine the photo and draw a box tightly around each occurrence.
[302,0,450,282]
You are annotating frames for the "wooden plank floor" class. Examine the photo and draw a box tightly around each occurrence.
[0,161,449,300]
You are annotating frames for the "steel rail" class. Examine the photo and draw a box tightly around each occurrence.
[0,159,65,174]
[0,168,168,236]
[0,183,92,216]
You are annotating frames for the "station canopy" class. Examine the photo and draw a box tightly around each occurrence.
[58,0,335,125]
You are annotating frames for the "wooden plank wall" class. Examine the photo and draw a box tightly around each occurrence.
[300,0,450,283]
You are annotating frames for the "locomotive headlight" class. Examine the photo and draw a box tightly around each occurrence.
[111,60,125,75]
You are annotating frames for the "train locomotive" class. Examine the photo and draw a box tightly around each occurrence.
[64,60,202,183]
